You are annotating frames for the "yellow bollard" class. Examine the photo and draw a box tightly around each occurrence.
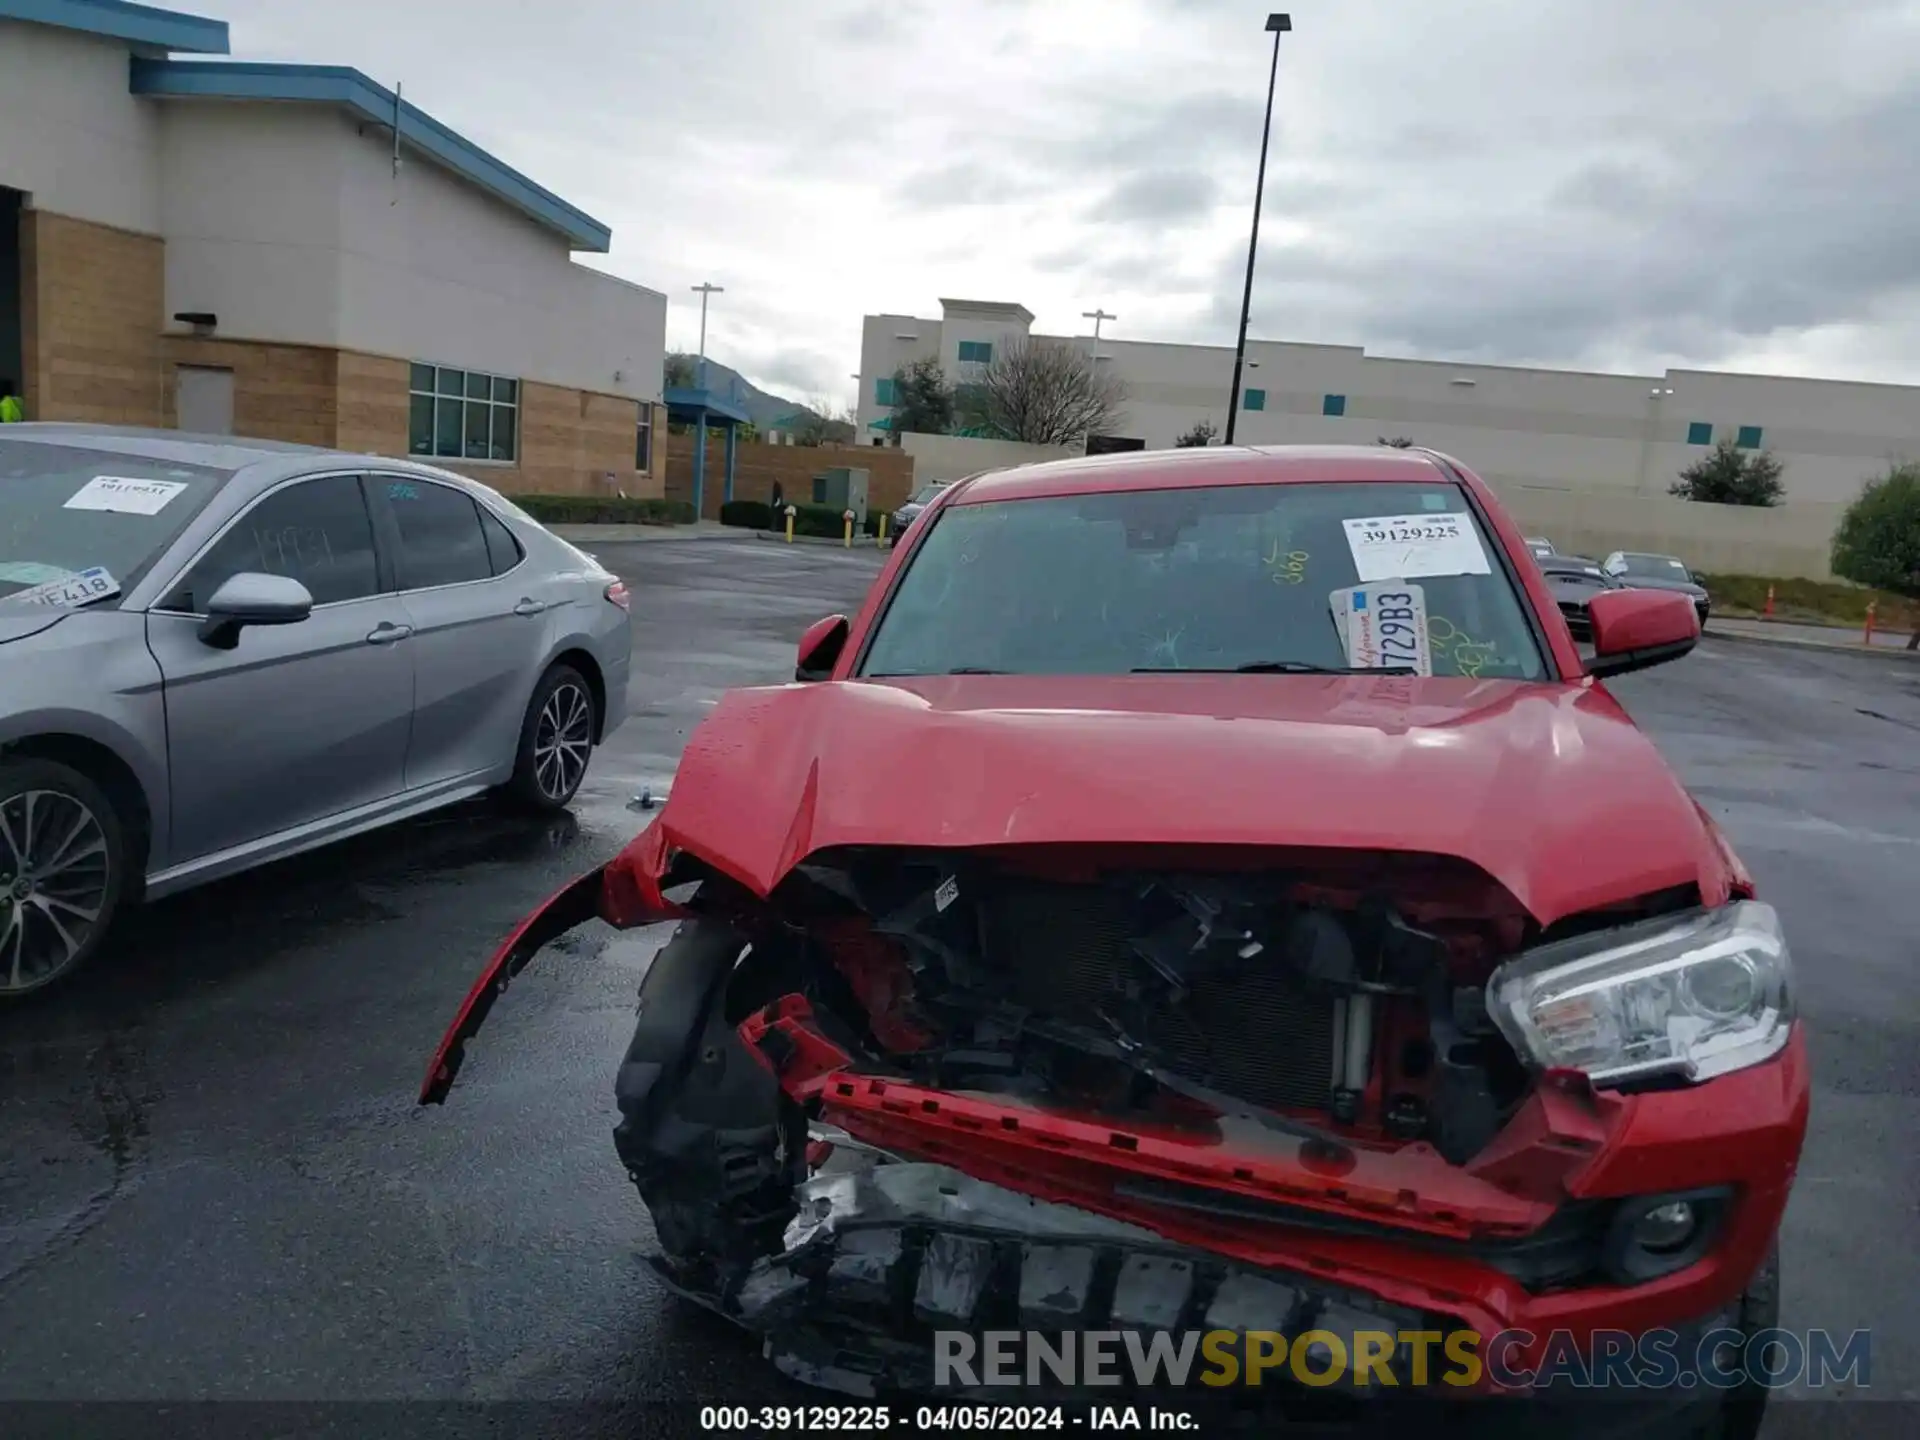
[843,509,854,548]
[784,505,796,543]
[877,512,890,548]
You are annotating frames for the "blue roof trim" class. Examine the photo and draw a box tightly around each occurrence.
[0,0,228,53]
[129,59,613,252]
[665,388,753,426]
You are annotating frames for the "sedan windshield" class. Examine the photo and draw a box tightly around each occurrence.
[0,442,234,604]
[860,481,1548,680]
[1618,554,1691,580]
[908,483,946,505]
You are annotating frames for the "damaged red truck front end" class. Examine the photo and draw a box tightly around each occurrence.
[420,448,1807,1432]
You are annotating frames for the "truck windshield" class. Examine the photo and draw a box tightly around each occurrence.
[860,481,1547,680]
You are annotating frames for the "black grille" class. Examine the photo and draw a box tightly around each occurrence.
[982,883,1338,1111]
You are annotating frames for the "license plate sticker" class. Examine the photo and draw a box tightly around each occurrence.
[1332,582,1432,675]
[1342,512,1491,582]
[2,565,121,609]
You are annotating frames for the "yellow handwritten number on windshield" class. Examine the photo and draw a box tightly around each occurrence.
[1264,541,1309,586]
[1428,614,1498,679]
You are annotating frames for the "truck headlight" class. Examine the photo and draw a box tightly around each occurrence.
[1487,901,1793,1086]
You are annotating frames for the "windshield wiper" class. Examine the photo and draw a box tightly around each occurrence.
[1132,661,1417,676]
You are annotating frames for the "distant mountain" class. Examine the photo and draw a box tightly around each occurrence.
[670,357,818,429]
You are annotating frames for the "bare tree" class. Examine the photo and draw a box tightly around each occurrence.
[788,397,858,447]
[962,338,1128,447]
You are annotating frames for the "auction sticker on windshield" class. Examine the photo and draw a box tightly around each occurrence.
[1332,582,1432,674]
[2,566,120,608]
[64,475,188,515]
[1342,512,1490,582]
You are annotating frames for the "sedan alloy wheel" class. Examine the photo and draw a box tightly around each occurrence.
[533,680,595,804]
[0,788,112,995]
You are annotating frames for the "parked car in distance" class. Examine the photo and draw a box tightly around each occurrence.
[424,445,1792,1439]
[0,424,633,997]
[890,480,952,538]
[1537,552,1624,641]
[1524,535,1556,558]
[1603,551,1711,625]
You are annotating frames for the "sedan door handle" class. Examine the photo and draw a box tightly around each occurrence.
[366,622,413,645]
[513,598,548,616]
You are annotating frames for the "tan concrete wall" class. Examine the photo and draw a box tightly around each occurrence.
[666,434,918,519]
[900,432,1076,484]
[1488,483,1843,580]
[20,209,165,425]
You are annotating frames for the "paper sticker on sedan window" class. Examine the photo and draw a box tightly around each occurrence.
[65,476,188,515]
[2,565,120,609]
[1342,513,1490,582]
[1331,582,1432,674]
[0,561,76,585]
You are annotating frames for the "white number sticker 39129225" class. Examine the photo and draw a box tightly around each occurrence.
[1331,582,1433,675]
[1342,512,1491,582]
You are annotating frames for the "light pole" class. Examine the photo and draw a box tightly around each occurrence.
[1636,384,1674,493]
[1083,308,1116,365]
[691,282,724,388]
[1224,13,1291,446]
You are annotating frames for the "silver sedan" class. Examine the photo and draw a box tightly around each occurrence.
[0,425,633,997]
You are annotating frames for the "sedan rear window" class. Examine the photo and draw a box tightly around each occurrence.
[1618,554,1691,580]
[0,441,233,604]
[861,481,1547,680]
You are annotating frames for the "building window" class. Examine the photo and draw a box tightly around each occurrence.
[636,406,653,471]
[957,340,993,364]
[875,377,897,406]
[1244,388,1266,412]
[1736,425,1763,449]
[1686,421,1713,446]
[1322,393,1346,417]
[409,363,519,462]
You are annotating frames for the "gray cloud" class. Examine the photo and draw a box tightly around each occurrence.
[1087,170,1217,223]
[180,0,1920,392]
[895,161,1050,208]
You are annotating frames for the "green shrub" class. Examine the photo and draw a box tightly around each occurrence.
[719,500,774,529]
[505,494,694,526]
[790,502,856,538]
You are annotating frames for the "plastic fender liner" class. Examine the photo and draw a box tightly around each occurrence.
[418,867,606,1105]
[613,918,799,1270]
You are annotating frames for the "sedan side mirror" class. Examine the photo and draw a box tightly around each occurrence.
[198,572,314,650]
[1585,589,1699,678]
[795,613,851,682]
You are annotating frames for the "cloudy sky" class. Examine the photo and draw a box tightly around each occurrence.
[192,0,1920,406]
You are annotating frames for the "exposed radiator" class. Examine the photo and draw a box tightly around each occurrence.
[982,883,1338,1112]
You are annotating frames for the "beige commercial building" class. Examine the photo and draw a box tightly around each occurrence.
[1,0,668,496]
[857,299,1920,577]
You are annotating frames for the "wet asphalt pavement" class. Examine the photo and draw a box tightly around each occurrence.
[0,538,1914,1427]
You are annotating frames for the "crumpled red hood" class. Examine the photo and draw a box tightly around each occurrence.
[645,672,1722,928]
